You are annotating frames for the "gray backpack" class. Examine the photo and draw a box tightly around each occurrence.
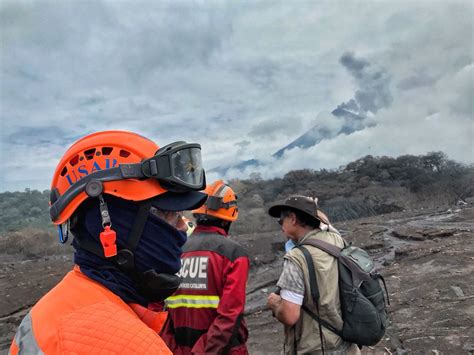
[297,239,389,349]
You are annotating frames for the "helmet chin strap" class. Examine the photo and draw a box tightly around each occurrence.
[114,200,152,272]
[112,198,183,303]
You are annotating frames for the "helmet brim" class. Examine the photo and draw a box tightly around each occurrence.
[151,191,208,212]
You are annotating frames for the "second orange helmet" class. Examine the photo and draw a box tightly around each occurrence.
[192,180,238,222]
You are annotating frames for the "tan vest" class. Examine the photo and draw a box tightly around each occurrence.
[284,230,349,354]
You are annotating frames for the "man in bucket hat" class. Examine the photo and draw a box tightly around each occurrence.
[266,195,360,354]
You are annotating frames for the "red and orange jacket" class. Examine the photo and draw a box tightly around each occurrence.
[160,226,250,354]
[10,266,170,355]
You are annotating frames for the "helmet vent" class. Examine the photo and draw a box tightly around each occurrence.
[69,155,79,167]
[84,148,96,160]
[60,166,68,176]
[119,149,131,158]
[102,147,113,155]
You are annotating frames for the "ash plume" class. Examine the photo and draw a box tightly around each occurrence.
[338,52,393,115]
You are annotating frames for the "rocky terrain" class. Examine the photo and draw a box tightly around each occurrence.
[1,205,473,354]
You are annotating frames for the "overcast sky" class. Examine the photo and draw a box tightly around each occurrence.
[1,0,472,192]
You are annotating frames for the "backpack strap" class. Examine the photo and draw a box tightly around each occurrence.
[377,274,391,306]
[297,246,344,339]
[302,238,371,287]
[297,246,329,354]
[301,238,342,258]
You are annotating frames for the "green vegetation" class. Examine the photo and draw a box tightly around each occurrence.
[229,152,473,234]
[0,189,53,233]
[1,152,472,236]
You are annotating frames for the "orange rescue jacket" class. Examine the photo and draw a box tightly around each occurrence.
[10,266,171,355]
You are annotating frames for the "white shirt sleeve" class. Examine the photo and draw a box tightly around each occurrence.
[277,259,305,306]
[280,289,304,305]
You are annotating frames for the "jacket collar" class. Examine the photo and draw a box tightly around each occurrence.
[194,225,228,236]
[297,228,323,245]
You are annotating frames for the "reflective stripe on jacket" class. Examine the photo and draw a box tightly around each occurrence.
[160,228,249,355]
[10,266,172,355]
[166,294,220,309]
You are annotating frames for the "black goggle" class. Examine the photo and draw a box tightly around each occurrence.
[50,141,206,222]
[140,142,205,192]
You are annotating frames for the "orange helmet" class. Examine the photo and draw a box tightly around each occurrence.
[50,130,206,225]
[192,180,238,222]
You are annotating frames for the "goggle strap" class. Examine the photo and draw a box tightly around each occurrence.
[220,200,238,209]
[205,195,237,211]
[120,163,146,179]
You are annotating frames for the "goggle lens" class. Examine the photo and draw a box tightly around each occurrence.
[171,147,204,188]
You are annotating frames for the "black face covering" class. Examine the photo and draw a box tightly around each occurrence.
[73,196,187,306]
[136,270,183,302]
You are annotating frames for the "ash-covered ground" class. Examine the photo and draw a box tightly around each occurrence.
[240,206,474,354]
[1,206,473,354]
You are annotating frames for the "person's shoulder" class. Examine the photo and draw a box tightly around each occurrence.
[57,301,171,353]
[321,230,346,248]
[31,291,171,354]
[309,230,345,248]
[218,235,249,261]
[186,232,248,261]
[284,248,306,268]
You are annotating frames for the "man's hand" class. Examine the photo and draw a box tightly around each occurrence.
[267,291,301,326]
[267,292,281,312]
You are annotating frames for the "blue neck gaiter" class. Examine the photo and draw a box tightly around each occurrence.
[285,239,296,253]
[72,196,187,306]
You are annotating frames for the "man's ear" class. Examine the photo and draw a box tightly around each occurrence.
[289,212,297,225]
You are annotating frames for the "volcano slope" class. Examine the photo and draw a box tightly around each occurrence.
[1,206,473,354]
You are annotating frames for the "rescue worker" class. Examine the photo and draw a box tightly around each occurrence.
[266,195,360,354]
[161,180,249,354]
[10,131,208,354]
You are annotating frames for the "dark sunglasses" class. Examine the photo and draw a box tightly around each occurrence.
[278,211,291,226]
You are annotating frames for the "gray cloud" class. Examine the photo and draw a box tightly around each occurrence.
[340,53,369,74]
[119,4,234,81]
[7,126,83,146]
[0,1,472,191]
[233,59,280,90]
[235,140,251,148]
[339,52,393,114]
[248,117,302,139]
[397,72,438,90]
